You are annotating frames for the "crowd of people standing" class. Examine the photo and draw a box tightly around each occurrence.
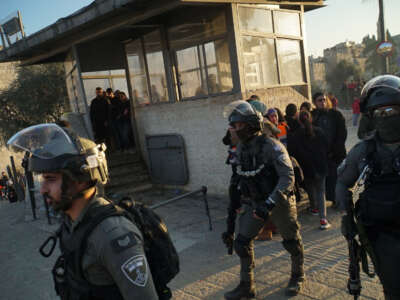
[89,87,135,153]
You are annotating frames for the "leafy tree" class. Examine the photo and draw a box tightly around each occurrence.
[362,31,399,77]
[0,63,68,140]
[326,60,361,107]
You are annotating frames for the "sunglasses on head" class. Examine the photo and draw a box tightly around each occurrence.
[373,106,400,118]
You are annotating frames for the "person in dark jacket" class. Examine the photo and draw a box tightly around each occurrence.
[90,87,109,144]
[285,103,300,133]
[117,92,135,151]
[311,92,347,206]
[288,111,330,229]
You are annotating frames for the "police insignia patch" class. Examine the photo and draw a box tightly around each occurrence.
[111,232,137,253]
[121,255,148,287]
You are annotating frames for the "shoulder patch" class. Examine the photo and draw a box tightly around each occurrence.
[121,255,149,287]
[111,232,138,253]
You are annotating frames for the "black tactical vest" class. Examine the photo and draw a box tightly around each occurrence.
[237,135,278,202]
[54,205,124,300]
[359,140,400,226]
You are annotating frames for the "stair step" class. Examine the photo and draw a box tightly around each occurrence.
[106,173,150,189]
[107,153,141,168]
[106,179,152,194]
[106,183,153,199]
[109,164,148,178]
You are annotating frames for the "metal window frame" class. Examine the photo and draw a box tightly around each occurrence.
[236,3,307,89]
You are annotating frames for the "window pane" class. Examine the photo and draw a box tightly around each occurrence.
[277,39,304,84]
[204,40,233,94]
[126,39,150,106]
[241,36,278,89]
[83,78,110,102]
[144,30,169,103]
[112,77,128,95]
[176,46,204,98]
[168,10,227,49]
[238,7,273,34]
[274,11,301,36]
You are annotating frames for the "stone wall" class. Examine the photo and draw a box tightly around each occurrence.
[0,62,18,91]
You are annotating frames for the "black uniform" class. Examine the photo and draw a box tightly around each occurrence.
[337,136,400,299]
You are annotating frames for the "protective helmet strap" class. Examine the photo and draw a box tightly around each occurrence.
[59,173,96,211]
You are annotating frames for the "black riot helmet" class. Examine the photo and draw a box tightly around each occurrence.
[224,100,263,130]
[7,123,108,185]
[360,75,400,113]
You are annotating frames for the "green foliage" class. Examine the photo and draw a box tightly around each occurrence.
[326,60,361,94]
[0,63,68,139]
[362,32,399,77]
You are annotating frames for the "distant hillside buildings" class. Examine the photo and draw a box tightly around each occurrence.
[309,40,368,90]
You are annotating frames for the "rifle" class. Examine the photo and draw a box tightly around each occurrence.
[222,181,241,255]
[345,165,375,300]
[223,208,236,255]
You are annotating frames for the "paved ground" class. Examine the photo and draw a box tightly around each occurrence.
[0,110,385,299]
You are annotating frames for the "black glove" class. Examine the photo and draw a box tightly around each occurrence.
[254,197,275,221]
[222,232,234,255]
[341,214,357,239]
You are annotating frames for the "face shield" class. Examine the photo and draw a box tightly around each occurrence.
[7,123,79,159]
[223,100,258,124]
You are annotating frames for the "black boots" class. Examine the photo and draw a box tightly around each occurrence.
[224,281,256,299]
[286,262,305,296]
[282,239,305,296]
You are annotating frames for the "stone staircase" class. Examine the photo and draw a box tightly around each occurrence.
[105,151,152,197]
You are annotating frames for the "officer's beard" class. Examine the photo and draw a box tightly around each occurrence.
[43,193,74,212]
[374,116,400,143]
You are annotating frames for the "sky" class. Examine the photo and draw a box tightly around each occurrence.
[305,0,400,57]
[0,0,399,57]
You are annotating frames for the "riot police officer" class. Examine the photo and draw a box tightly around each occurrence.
[7,123,158,300]
[337,75,400,300]
[222,101,305,299]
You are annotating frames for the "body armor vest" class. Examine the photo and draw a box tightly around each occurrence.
[54,205,124,300]
[359,140,400,226]
[237,135,278,203]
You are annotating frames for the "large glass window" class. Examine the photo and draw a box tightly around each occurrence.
[238,5,305,89]
[238,6,273,34]
[277,39,303,84]
[176,46,204,98]
[242,36,278,89]
[81,70,128,103]
[126,40,150,106]
[274,11,301,37]
[169,9,233,100]
[144,30,168,103]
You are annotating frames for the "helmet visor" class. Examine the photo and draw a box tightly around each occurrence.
[7,123,79,159]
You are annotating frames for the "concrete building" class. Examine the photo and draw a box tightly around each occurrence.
[308,55,326,89]
[0,0,323,194]
[323,41,367,74]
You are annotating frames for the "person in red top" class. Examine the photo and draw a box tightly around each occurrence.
[352,97,361,126]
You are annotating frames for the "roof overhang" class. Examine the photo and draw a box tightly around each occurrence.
[0,0,180,65]
[0,0,323,65]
